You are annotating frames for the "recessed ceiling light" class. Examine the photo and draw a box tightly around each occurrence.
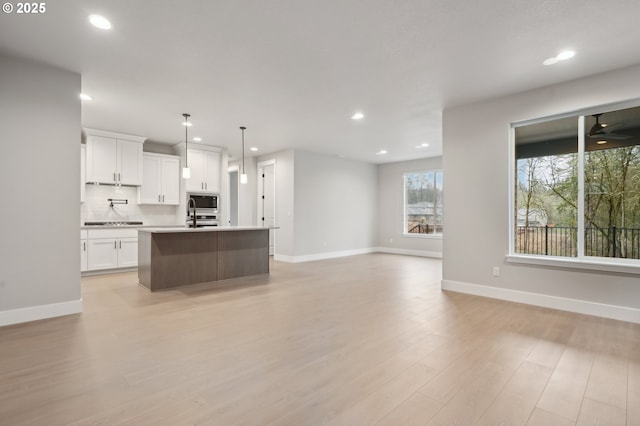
[597,140,607,145]
[416,143,429,148]
[351,112,364,120]
[193,137,202,142]
[557,50,576,60]
[543,50,576,66]
[182,121,193,127]
[376,150,387,155]
[250,147,258,152]
[88,14,112,30]
[79,93,93,101]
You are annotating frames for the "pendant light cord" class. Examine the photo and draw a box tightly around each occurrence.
[183,113,190,166]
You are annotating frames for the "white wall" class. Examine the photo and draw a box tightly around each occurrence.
[293,151,377,258]
[442,63,640,322]
[377,157,443,257]
[0,54,82,325]
[228,157,257,226]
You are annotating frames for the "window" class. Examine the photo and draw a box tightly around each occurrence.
[404,170,443,236]
[512,104,640,261]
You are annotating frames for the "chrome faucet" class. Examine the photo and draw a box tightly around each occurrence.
[188,197,197,228]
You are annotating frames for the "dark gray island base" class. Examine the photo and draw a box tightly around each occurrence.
[138,227,273,291]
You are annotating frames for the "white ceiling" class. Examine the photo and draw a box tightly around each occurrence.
[2,0,640,163]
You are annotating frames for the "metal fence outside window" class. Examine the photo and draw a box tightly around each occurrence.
[516,226,640,259]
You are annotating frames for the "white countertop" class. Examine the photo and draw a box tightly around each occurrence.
[139,226,278,233]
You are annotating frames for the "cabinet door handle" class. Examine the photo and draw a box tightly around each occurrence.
[118,173,121,182]
[83,242,86,251]
[162,195,165,202]
[113,172,116,182]
[205,182,207,190]
[119,240,122,249]
[114,241,117,249]
[158,194,161,202]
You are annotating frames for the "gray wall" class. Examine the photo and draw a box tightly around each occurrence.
[228,157,258,227]
[377,157,443,256]
[0,54,81,322]
[293,151,377,256]
[443,63,640,312]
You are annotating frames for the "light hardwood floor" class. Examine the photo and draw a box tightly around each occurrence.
[1,253,639,425]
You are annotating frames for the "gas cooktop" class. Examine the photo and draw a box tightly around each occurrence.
[84,221,143,226]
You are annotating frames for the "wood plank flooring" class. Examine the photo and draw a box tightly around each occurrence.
[1,253,639,425]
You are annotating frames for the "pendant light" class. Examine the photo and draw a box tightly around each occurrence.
[240,126,248,184]
[182,113,191,179]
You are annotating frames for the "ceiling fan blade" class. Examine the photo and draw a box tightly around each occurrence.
[600,133,632,140]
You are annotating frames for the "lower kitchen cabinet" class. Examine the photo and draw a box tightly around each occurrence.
[117,237,138,268]
[85,228,138,271]
[81,230,88,272]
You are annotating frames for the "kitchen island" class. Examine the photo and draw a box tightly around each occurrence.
[138,226,276,291]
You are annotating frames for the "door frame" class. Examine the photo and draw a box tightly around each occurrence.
[257,159,276,254]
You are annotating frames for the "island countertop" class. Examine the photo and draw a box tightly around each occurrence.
[139,226,278,233]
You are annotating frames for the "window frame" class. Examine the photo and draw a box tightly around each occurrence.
[402,169,443,239]
[507,99,640,274]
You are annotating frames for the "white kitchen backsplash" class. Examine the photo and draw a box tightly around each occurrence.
[81,184,181,226]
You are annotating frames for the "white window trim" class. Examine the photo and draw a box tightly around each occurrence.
[506,254,640,275]
[402,233,443,240]
[508,99,640,273]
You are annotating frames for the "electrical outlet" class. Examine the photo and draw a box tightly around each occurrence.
[492,267,500,277]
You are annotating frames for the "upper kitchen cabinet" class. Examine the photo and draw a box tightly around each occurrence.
[138,153,180,205]
[84,128,146,186]
[175,143,221,193]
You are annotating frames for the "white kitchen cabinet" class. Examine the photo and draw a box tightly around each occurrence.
[84,129,145,186]
[138,153,180,205]
[81,145,86,203]
[80,230,88,272]
[117,237,139,268]
[117,139,144,185]
[87,239,118,270]
[86,228,139,271]
[184,148,221,193]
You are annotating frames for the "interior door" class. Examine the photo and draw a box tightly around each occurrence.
[261,164,276,255]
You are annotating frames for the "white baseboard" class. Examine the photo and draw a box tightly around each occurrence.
[274,248,376,263]
[375,247,443,259]
[441,280,640,324]
[274,247,444,263]
[82,267,137,277]
[0,299,83,327]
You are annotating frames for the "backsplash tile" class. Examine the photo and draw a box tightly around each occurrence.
[81,185,180,226]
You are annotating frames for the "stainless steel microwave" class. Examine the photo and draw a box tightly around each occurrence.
[187,194,218,211]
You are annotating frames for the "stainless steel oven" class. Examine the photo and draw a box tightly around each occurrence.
[186,194,220,228]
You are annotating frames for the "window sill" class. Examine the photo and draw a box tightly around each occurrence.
[506,254,640,275]
[402,233,443,240]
